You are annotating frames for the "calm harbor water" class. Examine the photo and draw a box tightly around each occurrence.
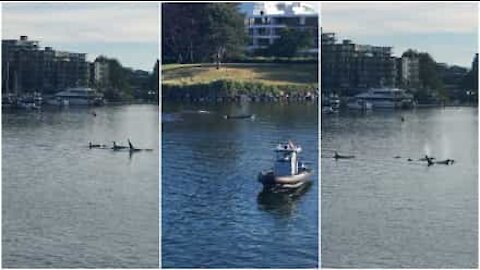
[162,102,318,268]
[2,104,159,268]
[321,107,478,268]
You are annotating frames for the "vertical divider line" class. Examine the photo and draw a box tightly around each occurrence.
[158,1,162,269]
[318,1,322,268]
[477,2,479,268]
[0,1,3,267]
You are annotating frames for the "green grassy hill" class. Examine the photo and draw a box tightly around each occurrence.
[162,63,318,86]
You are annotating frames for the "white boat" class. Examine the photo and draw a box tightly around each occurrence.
[352,88,414,109]
[48,87,104,106]
[322,106,338,114]
[3,92,42,110]
[17,96,42,110]
[322,94,341,110]
[258,141,312,192]
[346,98,373,110]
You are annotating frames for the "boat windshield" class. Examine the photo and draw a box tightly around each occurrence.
[276,151,292,161]
[275,141,301,153]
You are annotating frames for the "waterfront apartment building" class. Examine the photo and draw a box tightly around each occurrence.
[93,57,110,86]
[2,36,89,94]
[399,54,420,88]
[321,32,396,95]
[245,2,318,56]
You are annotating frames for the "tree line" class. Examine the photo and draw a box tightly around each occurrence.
[162,3,246,66]
[162,3,316,65]
[93,56,159,102]
[402,49,478,103]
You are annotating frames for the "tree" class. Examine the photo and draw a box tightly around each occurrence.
[402,49,418,58]
[402,50,445,101]
[93,56,133,100]
[465,54,478,97]
[162,3,247,65]
[266,28,313,58]
[200,3,247,68]
[150,60,159,102]
[162,4,202,64]
[462,68,478,103]
[418,53,444,91]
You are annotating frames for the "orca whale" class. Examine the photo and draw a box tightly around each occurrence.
[435,159,455,165]
[112,141,128,151]
[334,151,355,159]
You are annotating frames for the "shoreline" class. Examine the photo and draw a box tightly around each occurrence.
[162,63,318,103]
[162,95,318,103]
[2,101,158,111]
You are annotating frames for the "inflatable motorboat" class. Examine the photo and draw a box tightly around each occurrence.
[258,140,313,191]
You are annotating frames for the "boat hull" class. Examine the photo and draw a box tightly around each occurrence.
[258,168,312,191]
[347,100,373,110]
[47,97,104,106]
[353,88,415,109]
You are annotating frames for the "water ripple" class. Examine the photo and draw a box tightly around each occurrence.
[162,103,318,268]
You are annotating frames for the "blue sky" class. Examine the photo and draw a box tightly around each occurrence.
[2,3,159,71]
[322,2,478,68]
